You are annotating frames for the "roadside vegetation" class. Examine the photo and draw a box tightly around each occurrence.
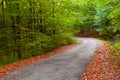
[113,42,120,64]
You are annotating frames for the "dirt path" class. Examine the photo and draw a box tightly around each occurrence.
[1,38,99,80]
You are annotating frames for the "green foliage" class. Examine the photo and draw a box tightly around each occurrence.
[114,41,120,63]
[97,0,120,38]
[114,42,120,52]
[0,0,79,66]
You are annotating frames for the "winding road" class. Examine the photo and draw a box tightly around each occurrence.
[1,38,99,80]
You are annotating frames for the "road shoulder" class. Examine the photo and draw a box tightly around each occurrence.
[82,40,120,80]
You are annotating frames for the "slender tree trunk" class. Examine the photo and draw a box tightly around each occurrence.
[28,0,34,43]
[52,0,55,37]
[1,0,8,56]
[16,1,21,58]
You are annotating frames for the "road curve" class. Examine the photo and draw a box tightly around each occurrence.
[1,38,99,80]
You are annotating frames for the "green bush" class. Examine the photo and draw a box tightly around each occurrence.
[114,41,120,63]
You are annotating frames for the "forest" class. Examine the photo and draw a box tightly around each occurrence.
[0,0,120,66]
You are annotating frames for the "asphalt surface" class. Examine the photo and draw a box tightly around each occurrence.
[1,38,99,80]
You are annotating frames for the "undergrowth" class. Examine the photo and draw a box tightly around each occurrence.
[104,40,120,65]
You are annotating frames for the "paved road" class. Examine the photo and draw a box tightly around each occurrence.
[1,38,99,80]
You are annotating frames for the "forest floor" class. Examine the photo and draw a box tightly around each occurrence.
[0,38,120,80]
[82,40,120,80]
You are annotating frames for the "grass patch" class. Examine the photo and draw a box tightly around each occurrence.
[113,41,120,64]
